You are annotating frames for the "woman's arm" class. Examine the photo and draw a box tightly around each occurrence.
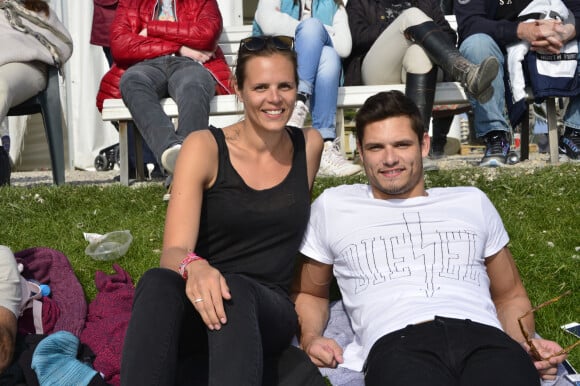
[302,127,323,191]
[328,6,352,58]
[161,130,231,331]
[254,0,300,36]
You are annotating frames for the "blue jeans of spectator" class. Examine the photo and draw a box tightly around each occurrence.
[365,316,539,386]
[459,34,511,138]
[121,268,325,386]
[119,55,216,165]
[563,44,580,130]
[295,18,342,140]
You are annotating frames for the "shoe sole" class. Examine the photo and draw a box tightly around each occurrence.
[472,57,499,104]
[161,146,181,174]
[479,157,507,167]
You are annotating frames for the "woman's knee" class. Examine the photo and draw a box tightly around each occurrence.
[400,7,432,25]
[295,17,326,40]
[135,268,184,299]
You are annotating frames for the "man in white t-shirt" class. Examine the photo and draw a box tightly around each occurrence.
[293,90,568,385]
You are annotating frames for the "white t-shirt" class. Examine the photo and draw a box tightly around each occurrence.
[300,185,509,371]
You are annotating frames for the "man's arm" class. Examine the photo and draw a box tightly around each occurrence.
[486,246,533,342]
[0,307,17,374]
[292,256,343,368]
[487,247,566,380]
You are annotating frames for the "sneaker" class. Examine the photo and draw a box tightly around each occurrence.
[479,131,510,167]
[558,127,580,160]
[318,139,363,177]
[287,100,309,129]
[161,144,182,174]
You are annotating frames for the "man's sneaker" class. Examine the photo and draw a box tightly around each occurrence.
[318,139,362,177]
[479,131,510,167]
[161,144,182,174]
[287,100,309,129]
[558,127,580,160]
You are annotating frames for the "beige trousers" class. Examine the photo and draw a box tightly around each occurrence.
[0,61,47,122]
[362,8,434,85]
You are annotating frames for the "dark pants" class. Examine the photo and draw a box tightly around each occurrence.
[365,316,540,386]
[119,56,216,165]
[121,268,325,386]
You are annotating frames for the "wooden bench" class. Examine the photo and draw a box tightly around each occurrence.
[102,18,560,185]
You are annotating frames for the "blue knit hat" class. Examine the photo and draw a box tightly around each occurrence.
[31,330,98,386]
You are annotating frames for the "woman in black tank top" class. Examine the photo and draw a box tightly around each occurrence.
[121,36,326,386]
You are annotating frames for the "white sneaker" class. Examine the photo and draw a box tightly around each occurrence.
[161,144,181,174]
[287,100,309,128]
[318,139,363,177]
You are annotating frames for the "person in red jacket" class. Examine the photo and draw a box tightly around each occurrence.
[96,0,233,175]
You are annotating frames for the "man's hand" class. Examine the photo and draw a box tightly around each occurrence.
[184,260,231,331]
[178,46,215,63]
[518,19,565,54]
[139,28,147,37]
[301,335,344,368]
[523,338,567,381]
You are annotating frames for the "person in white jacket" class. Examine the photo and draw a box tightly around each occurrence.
[253,0,362,177]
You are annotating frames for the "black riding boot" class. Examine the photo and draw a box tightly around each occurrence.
[405,21,499,104]
[406,68,439,170]
[405,68,438,132]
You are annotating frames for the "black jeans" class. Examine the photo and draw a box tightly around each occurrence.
[121,268,324,386]
[365,316,540,386]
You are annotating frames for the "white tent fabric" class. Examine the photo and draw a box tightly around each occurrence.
[8,0,243,170]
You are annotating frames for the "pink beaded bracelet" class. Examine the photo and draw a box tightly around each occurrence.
[178,252,205,280]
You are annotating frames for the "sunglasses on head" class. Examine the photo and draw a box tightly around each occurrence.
[239,36,294,52]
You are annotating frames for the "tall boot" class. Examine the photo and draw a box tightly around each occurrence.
[406,68,439,171]
[405,68,438,132]
[405,21,499,104]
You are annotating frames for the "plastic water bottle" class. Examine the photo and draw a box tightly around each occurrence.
[0,118,10,153]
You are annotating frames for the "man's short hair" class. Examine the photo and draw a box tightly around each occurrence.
[355,91,424,145]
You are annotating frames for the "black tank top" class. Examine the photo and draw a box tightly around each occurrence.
[195,127,310,294]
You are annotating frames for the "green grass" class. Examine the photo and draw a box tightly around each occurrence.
[1,163,579,369]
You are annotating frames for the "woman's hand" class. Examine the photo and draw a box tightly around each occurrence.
[184,260,231,330]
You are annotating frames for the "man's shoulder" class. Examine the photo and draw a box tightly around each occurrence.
[429,186,486,199]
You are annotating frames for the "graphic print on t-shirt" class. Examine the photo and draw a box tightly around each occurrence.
[338,211,482,297]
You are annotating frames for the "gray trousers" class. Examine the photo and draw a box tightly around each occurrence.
[119,55,216,163]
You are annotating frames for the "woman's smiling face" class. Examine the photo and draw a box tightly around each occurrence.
[237,53,297,133]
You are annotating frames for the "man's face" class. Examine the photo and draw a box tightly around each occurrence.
[357,116,430,200]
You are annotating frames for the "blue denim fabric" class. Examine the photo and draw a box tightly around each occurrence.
[459,34,511,137]
[119,55,216,164]
[563,44,580,130]
[295,18,342,140]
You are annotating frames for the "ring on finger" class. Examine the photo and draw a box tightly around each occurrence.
[193,298,204,304]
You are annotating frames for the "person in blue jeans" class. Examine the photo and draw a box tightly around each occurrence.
[253,0,362,177]
[455,0,580,165]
